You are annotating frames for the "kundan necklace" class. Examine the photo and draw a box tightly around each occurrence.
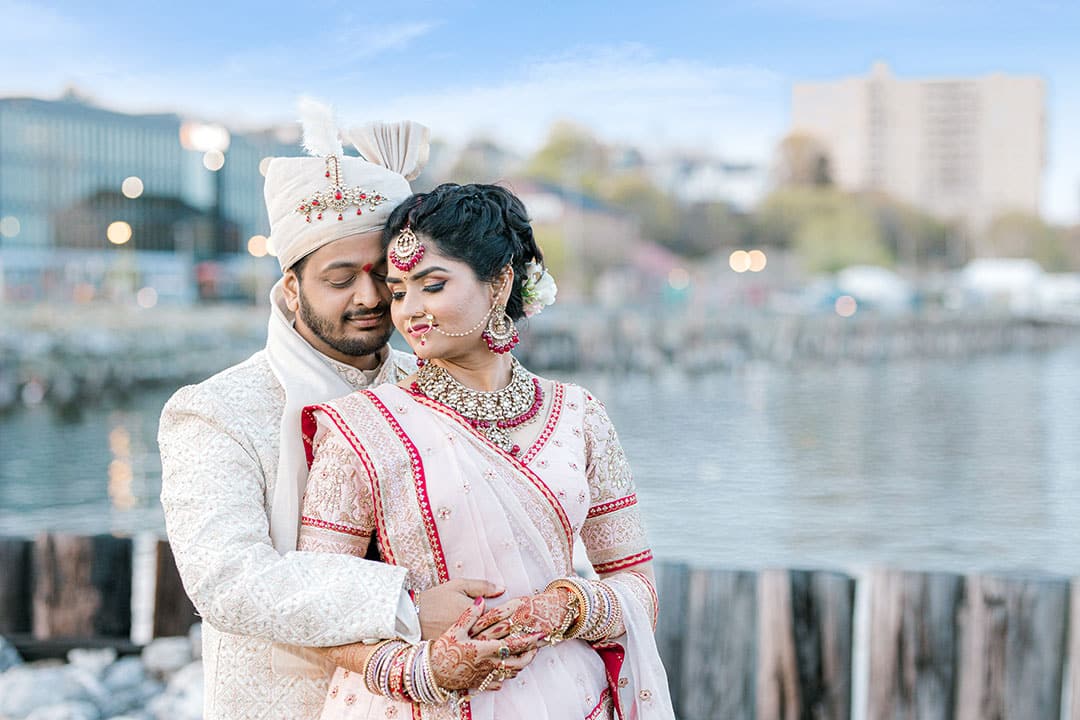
[411,358,544,455]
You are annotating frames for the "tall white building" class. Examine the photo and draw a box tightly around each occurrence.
[791,62,1046,230]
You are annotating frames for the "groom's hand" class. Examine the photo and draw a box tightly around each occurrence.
[418,578,504,640]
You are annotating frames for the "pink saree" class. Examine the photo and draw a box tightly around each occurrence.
[298,381,674,720]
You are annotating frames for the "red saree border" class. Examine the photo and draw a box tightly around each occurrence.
[585,687,614,720]
[306,397,468,717]
[303,400,397,567]
[299,516,368,537]
[520,381,566,465]
[592,642,626,720]
[594,549,654,575]
[366,391,450,584]
[586,493,637,519]
[403,388,575,571]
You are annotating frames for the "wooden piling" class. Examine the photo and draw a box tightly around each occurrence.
[757,569,855,720]
[865,569,964,720]
[653,561,690,718]
[955,573,1069,720]
[1067,578,1080,720]
[31,533,132,639]
[679,568,757,720]
[152,538,197,637]
[0,537,33,634]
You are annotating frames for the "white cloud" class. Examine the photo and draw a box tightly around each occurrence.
[338,22,440,61]
[342,44,789,164]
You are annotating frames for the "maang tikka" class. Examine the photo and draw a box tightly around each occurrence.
[391,221,425,272]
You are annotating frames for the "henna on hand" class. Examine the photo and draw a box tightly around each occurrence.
[430,632,486,690]
[429,599,546,690]
[472,589,569,641]
[324,641,376,674]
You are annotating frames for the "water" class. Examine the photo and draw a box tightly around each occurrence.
[3,343,1080,575]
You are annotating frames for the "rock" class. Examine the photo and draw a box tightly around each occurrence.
[141,637,191,679]
[0,666,96,718]
[97,679,164,719]
[187,623,202,661]
[65,665,112,713]
[97,657,164,717]
[24,701,101,720]
[148,660,202,720]
[68,648,118,678]
[102,656,147,690]
[0,634,23,672]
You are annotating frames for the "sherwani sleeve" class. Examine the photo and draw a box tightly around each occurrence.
[158,383,410,647]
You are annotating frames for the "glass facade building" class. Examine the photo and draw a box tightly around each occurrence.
[0,93,298,301]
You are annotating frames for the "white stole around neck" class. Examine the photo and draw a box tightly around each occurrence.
[264,278,359,554]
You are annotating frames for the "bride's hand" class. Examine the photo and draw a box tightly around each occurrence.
[470,588,570,641]
[430,597,544,692]
[418,578,504,640]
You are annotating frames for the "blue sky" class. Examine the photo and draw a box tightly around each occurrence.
[4,0,1079,222]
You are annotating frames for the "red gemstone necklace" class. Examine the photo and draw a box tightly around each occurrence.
[410,358,543,455]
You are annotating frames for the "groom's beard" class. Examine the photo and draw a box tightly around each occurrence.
[297,288,393,358]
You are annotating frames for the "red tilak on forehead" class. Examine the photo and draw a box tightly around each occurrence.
[362,263,374,273]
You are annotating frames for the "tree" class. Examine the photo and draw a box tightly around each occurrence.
[868,194,957,269]
[773,133,832,188]
[447,138,520,184]
[983,212,1071,271]
[526,121,610,195]
[754,187,893,273]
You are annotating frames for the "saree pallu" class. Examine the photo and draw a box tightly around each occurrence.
[300,382,674,720]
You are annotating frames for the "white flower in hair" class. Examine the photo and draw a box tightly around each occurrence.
[521,260,558,317]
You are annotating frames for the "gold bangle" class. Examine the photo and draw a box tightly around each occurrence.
[546,579,589,639]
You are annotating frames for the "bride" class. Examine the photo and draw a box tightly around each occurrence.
[297,183,674,719]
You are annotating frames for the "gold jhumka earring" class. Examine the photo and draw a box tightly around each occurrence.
[481,305,519,354]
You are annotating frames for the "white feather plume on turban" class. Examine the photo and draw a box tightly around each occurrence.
[264,98,430,271]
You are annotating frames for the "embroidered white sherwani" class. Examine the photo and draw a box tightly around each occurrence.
[159,342,417,720]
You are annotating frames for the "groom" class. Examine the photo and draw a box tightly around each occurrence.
[159,112,501,719]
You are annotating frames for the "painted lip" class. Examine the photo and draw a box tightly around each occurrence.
[407,322,433,336]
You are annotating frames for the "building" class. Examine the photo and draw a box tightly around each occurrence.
[650,154,768,212]
[0,92,297,301]
[511,178,644,301]
[790,62,1046,232]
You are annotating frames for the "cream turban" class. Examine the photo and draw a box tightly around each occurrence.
[264,107,429,271]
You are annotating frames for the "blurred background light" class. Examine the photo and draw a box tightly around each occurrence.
[0,215,20,238]
[136,287,158,308]
[835,295,858,317]
[179,122,231,153]
[203,150,225,172]
[247,234,268,257]
[121,176,144,199]
[668,267,690,290]
[106,220,132,245]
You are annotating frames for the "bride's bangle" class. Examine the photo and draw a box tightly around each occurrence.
[545,578,590,640]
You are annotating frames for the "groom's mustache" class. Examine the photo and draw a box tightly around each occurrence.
[342,305,389,321]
